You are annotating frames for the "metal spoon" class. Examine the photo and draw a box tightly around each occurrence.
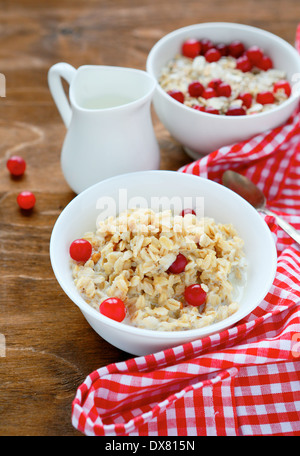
[222,170,300,246]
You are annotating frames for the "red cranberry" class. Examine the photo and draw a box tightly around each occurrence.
[7,156,26,177]
[256,55,273,71]
[246,46,264,65]
[226,106,247,116]
[216,82,232,97]
[184,284,207,307]
[168,253,188,274]
[167,89,184,103]
[229,40,245,58]
[202,87,217,99]
[237,92,253,109]
[99,297,126,322]
[192,105,205,111]
[181,208,196,216]
[273,80,291,97]
[256,91,275,105]
[17,191,36,210]
[200,38,214,55]
[188,81,204,97]
[216,43,229,56]
[236,55,252,72]
[69,239,92,262]
[182,38,201,58]
[205,48,221,63]
[205,107,220,115]
[208,78,222,90]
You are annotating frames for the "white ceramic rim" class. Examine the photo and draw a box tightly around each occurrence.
[146,22,300,119]
[69,65,157,113]
[50,170,278,341]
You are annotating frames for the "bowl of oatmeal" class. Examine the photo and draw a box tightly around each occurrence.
[146,22,300,158]
[50,170,277,355]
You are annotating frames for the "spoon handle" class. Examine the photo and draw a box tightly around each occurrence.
[262,208,300,246]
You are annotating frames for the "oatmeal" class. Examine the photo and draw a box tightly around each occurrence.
[159,38,291,115]
[71,208,247,331]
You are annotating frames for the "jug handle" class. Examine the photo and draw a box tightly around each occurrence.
[48,63,76,128]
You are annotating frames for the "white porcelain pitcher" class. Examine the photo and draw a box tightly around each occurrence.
[48,63,160,193]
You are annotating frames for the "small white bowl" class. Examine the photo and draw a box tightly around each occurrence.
[146,22,300,158]
[50,170,277,356]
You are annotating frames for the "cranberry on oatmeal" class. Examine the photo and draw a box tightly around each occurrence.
[159,38,292,115]
[70,208,247,331]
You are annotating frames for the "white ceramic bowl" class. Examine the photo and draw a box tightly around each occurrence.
[146,22,300,158]
[50,170,277,356]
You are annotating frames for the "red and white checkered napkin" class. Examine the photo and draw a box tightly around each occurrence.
[71,106,300,436]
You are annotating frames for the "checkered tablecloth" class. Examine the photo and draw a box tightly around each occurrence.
[71,32,300,437]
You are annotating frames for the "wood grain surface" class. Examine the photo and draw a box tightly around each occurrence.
[1,0,300,436]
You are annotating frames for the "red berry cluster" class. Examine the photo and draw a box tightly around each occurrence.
[181,37,229,61]
[237,45,272,72]
[166,38,292,116]
[6,156,36,210]
[181,38,273,71]
[166,209,207,308]
[167,262,207,306]
[168,78,235,115]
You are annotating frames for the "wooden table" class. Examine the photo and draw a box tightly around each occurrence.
[1,0,299,436]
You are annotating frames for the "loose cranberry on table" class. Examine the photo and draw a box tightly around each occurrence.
[204,48,221,63]
[236,55,252,72]
[69,238,92,262]
[216,82,232,97]
[99,297,126,322]
[182,38,201,58]
[228,40,245,58]
[184,284,207,307]
[167,89,184,103]
[226,106,247,116]
[256,91,275,105]
[188,81,204,97]
[202,87,217,99]
[238,92,253,109]
[246,46,264,66]
[168,253,188,274]
[273,80,291,97]
[256,55,273,71]
[16,191,36,210]
[7,155,26,177]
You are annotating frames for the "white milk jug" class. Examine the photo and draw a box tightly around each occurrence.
[48,63,160,193]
